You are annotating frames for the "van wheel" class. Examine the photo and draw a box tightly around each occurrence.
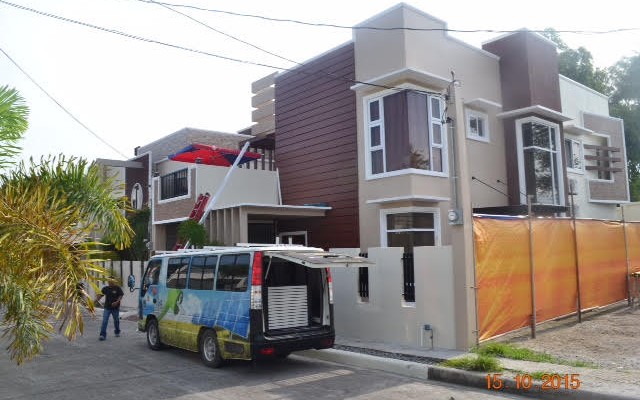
[146,319,163,350]
[200,329,223,368]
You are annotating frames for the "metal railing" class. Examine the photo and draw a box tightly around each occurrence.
[402,252,415,302]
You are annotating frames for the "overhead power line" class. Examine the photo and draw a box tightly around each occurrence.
[134,0,640,35]
[143,0,300,65]
[0,46,129,159]
[0,0,442,97]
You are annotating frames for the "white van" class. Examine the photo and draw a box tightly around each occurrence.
[133,245,371,367]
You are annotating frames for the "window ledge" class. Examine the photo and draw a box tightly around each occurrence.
[367,195,450,204]
[467,135,490,143]
[158,194,191,204]
[366,168,448,181]
[464,98,502,111]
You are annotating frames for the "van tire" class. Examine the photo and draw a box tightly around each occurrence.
[200,329,223,368]
[146,319,163,350]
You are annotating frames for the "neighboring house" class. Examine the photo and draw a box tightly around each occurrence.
[99,127,330,251]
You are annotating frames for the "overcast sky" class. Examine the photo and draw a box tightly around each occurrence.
[1,0,638,163]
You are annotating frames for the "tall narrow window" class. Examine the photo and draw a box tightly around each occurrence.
[517,118,564,206]
[564,138,583,173]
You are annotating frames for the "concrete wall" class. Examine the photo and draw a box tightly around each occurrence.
[559,75,609,120]
[331,246,457,350]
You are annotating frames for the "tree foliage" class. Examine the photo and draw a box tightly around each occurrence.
[0,85,28,168]
[117,207,150,260]
[0,86,133,363]
[178,219,208,248]
[542,29,640,200]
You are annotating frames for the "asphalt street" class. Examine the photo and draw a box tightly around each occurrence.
[0,313,535,400]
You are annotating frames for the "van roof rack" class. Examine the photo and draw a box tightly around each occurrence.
[234,243,306,248]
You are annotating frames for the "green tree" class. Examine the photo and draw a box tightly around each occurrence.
[178,219,208,248]
[0,86,133,364]
[542,29,610,94]
[118,207,150,260]
[0,85,28,168]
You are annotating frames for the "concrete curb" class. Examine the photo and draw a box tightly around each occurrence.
[298,349,636,400]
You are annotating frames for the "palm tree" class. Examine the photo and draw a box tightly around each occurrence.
[0,85,28,168]
[0,86,133,364]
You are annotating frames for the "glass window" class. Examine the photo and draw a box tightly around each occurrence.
[216,254,250,292]
[466,110,489,141]
[385,211,437,252]
[188,256,217,290]
[160,169,188,200]
[141,258,162,295]
[166,257,190,289]
[365,91,446,177]
[519,120,562,205]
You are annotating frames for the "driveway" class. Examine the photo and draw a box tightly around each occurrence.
[0,311,530,400]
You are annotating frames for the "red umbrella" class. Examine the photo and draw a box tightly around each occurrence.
[168,143,261,166]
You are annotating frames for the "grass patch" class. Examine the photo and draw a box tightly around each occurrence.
[473,343,597,368]
[441,355,503,372]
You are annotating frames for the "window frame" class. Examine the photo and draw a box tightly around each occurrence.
[515,116,565,206]
[159,168,191,202]
[363,88,448,180]
[564,137,584,174]
[379,206,441,248]
[465,109,490,143]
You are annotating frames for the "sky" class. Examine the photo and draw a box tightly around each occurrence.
[1,0,638,163]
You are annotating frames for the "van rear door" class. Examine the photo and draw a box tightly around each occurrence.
[264,251,374,269]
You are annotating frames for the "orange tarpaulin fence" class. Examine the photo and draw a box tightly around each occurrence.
[474,216,631,341]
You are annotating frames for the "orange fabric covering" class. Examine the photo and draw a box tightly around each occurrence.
[474,216,630,341]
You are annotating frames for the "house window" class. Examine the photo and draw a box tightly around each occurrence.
[516,117,564,206]
[381,207,440,252]
[160,168,188,200]
[365,90,446,178]
[596,148,612,180]
[564,138,583,173]
[466,110,489,142]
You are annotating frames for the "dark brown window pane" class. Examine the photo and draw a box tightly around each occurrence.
[432,148,442,172]
[371,150,384,174]
[387,213,434,229]
[370,126,381,147]
[388,231,435,251]
[369,100,379,121]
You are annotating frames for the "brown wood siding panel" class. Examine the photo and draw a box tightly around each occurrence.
[125,154,150,208]
[275,43,358,249]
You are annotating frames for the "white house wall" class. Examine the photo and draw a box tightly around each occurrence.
[331,246,457,349]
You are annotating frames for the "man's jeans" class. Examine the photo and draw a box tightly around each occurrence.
[99,307,120,338]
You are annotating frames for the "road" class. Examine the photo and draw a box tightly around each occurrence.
[0,313,534,400]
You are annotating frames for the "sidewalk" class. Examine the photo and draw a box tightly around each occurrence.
[297,336,640,400]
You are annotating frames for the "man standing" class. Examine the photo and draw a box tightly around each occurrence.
[96,276,124,341]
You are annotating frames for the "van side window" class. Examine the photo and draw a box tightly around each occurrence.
[167,257,190,289]
[217,254,250,292]
[189,256,217,290]
[141,259,162,295]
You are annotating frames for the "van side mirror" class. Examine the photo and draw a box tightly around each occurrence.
[127,275,136,292]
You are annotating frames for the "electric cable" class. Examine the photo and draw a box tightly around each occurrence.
[0,46,129,159]
[133,0,640,35]
[0,0,443,97]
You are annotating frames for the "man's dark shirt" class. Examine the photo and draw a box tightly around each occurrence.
[101,285,124,309]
